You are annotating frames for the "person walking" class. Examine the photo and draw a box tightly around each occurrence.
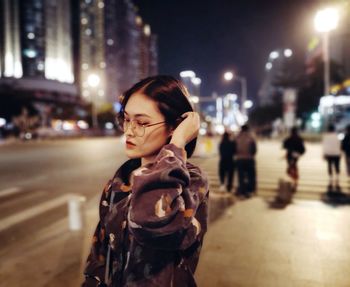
[282,127,305,188]
[322,124,341,184]
[341,124,350,177]
[218,131,235,192]
[82,76,209,287]
[235,124,257,197]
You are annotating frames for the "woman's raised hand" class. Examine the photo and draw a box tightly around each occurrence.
[170,112,200,149]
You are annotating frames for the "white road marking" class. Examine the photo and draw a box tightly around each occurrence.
[0,187,22,198]
[0,194,75,232]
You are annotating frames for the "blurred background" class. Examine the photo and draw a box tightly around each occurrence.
[1,0,350,286]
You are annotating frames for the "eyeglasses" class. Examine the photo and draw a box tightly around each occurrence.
[118,118,166,137]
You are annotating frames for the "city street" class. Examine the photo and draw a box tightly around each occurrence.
[1,137,350,286]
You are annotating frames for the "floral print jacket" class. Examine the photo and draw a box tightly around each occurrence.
[82,144,209,287]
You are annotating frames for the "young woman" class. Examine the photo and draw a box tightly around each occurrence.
[82,75,209,287]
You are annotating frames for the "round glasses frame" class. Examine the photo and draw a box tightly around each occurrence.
[117,118,166,137]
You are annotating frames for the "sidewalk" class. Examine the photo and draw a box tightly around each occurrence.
[195,195,350,287]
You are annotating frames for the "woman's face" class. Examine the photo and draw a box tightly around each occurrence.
[123,92,172,165]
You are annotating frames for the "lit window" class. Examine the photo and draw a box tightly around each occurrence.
[98,1,104,8]
[27,33,35,39]
[85,28,92,36]
[81,18,88,25]
[37,62,44,71]
[23,49,37,58]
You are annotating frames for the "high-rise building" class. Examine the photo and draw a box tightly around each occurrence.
[80,0,158,104]
[0,0,78,121]
[79,0,106,106]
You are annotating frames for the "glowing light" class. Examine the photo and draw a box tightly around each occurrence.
[85,28,92,36]
[180,70,196,78]
[105,122,114,130]
[0,118,6,127]
[77,120,89,129]
[62,121,75,131]
[46,57,74,83]
[269,51,279,59]
[311,112,321,121]
[215,124,225,135]
[223,71,233,81]
[226,93,237,101]
[338,133,345,141]
[244,100,253,109]
[144,25,151,36]
[314,7,339,33]
[199,128,207,136]
[24,49,37,58]
[99,62,106,69]
[87,74,100,88]
[284,49,293,57]
[191,77,201,85]
[107,39,114,46]
[27,33,35,39]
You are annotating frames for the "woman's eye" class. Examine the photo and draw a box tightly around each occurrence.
[137,121,147,126]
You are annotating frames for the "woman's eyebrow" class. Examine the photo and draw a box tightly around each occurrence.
[124,111,151,118]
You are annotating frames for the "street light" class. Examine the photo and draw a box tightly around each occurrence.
[87,73,101,129]
[223,71,248,117]
[223,71,233,81]
[314,7,339,97]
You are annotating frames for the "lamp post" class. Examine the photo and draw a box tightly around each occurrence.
[223,71,248,117]
[314,7,339,98]
[87,73,100,129]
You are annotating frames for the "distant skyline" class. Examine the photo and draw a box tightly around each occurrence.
[134,0,323,101]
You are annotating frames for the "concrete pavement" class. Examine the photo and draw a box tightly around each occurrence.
[2,138,350,286]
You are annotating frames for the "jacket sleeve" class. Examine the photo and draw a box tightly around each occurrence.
[81,181,112,287]
[128,144,209,250]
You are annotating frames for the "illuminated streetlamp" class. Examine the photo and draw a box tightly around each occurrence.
[314,7,339,97]
[87,73,101,129]
[223,71,248,117]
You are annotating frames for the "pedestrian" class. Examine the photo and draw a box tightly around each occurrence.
[235,124,257,197]
[282,127,305,188]
[82,75,209,287]
[322,124,341,184]
[341,124,350,177]
[218,131,235,192]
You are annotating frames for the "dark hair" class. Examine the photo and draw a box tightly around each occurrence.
[328,124,335,132]
[291,127,298,136]
[241,124,249,132]
[118,75,197,158]
[221,131,230,142]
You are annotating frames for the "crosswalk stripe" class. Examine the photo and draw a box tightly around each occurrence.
[0,187,22,198]
[0,194,72,233]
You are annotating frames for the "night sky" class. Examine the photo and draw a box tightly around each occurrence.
[134,0,323,101]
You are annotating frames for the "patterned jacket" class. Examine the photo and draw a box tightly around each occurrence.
[82,144,209,287]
